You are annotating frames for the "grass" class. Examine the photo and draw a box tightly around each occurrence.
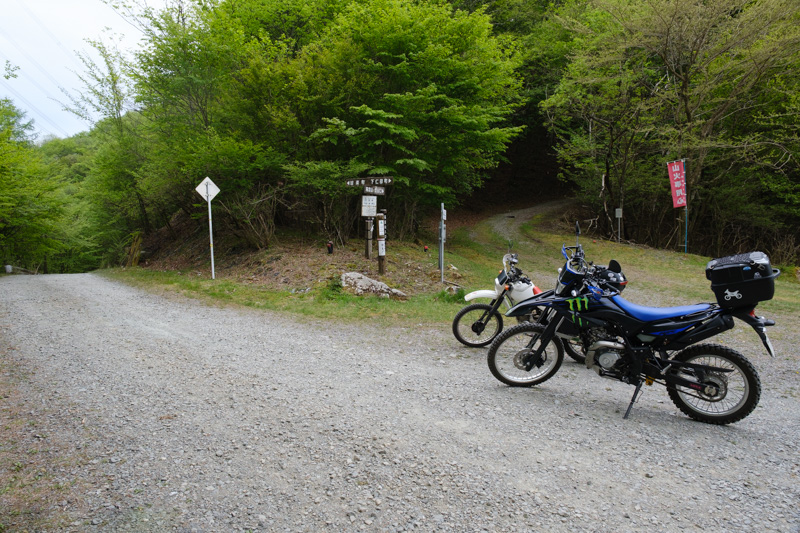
[102,211,800,327]
[101,266,471,327]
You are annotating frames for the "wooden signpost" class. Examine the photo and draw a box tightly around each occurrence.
[346,177,393,266]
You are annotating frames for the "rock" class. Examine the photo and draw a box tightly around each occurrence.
[340,272,408,300]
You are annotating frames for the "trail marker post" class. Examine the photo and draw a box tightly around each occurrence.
[346,177,393,264]
[195,177,220,279]
[376,211,386,274]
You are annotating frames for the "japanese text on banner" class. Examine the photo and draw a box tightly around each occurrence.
[667,160,687,209]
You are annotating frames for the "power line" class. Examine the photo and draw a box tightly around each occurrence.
[16,0,85,71]
[0,77,71,138]
[1,0,162,138]
[0,27,71,92]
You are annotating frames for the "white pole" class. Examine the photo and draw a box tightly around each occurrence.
[439,203,445,283]
[683,159,688,254]
[207,182,215,280]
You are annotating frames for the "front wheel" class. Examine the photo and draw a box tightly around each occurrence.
[667,344,761,425]
[487,323,563,387]
[452,303,503,348]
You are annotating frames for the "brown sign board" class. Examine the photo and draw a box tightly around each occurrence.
[346,177,394,187]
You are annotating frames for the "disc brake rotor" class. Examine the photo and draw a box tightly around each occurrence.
[513,350,531,370]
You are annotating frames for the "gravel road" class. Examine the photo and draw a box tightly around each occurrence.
[1,272,799,532]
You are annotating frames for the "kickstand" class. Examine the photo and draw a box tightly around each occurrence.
[623,380,644,420]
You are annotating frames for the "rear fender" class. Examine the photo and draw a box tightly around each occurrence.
[733,308,777,357]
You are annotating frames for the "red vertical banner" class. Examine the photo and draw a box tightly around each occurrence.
[667,160,687,208]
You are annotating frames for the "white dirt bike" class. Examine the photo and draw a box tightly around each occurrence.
[451,253,544,347]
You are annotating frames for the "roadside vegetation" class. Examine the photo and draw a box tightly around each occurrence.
[2,0,799,274]
[102,209,800,328]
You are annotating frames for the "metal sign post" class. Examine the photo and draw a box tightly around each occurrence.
[439,203,446,283]
[615,207,622,243]
[195,177,220,279]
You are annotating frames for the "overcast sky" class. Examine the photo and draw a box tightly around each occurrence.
[1,0,166,139]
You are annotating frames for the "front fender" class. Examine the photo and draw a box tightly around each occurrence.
[465,289,500,302]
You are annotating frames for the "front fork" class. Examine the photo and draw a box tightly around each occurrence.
[522,317,561,371]
[472,291,509,334]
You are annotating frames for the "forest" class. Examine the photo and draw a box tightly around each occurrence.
[1,0,799,273]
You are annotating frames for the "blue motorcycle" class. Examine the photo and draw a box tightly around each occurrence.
[486,223,779,425]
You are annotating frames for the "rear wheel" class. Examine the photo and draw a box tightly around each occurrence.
[452,303,503,348]
[487,323,563,386]
[562,337,586,364]
[667,344,761,425]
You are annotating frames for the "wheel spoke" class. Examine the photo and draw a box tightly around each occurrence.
[676,355,747,416]
[453,304,503,347]
[667,345,760,425]
[488,323,563,386]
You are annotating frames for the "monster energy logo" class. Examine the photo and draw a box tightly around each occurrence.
[566,296,590,326]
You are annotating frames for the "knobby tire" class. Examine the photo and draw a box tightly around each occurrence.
[452,303,503,348]
[487,322,563,387]
[666,343,761,425]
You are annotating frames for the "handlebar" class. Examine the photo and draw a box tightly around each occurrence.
[502,253,529,284]
[561,244,587,273]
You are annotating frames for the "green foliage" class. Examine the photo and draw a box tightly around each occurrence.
[290,0,523,235]
[7,0,800,268]
[435,287,466,303]
[282,160,366,243]
[541,0,800,261]
[218,0,350,52]
[316,276,347,301]
[0,100,66,271]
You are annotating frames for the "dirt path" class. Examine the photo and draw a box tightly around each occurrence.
[1,271,798,532]
[486,199,576,239]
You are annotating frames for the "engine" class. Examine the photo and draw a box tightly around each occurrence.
[584,328,626,375]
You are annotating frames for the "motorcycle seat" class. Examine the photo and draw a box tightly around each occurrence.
[610,295,711,322]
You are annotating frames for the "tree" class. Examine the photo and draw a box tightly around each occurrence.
[542,0,800,259]
[37,134,106,272]
[0,99,64,270]
[291,0,524,236]
[130,1,293,248]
